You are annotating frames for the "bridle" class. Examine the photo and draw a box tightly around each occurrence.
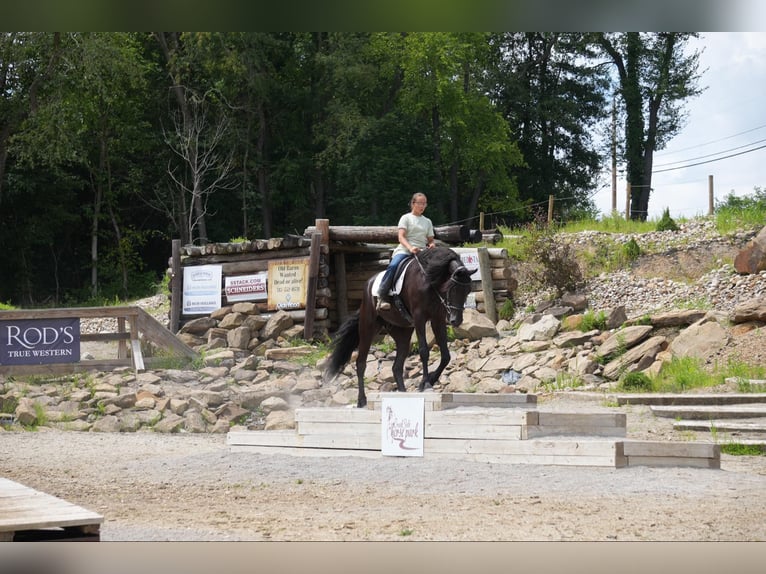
[415,256,472,315]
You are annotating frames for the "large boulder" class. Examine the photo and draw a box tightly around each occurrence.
[734,225,766,274]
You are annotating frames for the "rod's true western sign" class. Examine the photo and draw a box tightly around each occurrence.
[0,318,81,365]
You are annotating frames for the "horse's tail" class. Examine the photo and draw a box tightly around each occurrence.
[324,311,360,379]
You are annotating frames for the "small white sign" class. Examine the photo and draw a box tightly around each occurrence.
[182,264,222,315]
[381,396,424,457]
[225,272,268,302]
[458,250,481,280]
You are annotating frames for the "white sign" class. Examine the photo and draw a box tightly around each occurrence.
[381,396,424,457]
[182,264,222,315]
[458,249,481,281]
[225,272,268,302]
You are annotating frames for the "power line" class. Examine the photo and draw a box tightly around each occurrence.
[655,123,766,156]
[654,136,766,168]
[653,142,766,173]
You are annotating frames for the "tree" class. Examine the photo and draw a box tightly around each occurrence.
[596,32,703,220]
[487,33,610,224]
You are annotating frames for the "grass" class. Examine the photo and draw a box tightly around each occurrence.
[617,356,766,393]
[720,443,765,456]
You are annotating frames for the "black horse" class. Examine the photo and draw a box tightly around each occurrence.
[325,245,475,408]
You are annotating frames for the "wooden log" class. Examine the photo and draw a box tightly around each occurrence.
[170,239,182,333]
[334,252,349,324]
[304,233,321,340]
[451,247,508,259]
[477,247,496,323]
[303,224,470,244]
[182,246,312,265]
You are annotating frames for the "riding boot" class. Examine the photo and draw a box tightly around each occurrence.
[376,272,394,311]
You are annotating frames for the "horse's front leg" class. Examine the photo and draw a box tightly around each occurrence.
[413,323,434,392]
[419,320,450,391]
[391,328,413,393]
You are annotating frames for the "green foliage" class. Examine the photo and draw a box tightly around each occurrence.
[497,299,515,321]
[618,371,653,391]
[720,443,765,456]
[622,237,641,261]
[580,309,607,331]
[0,301,15,310]
[655,208,679,232]
[715,187,766,233]
[651,356,716,392]
[523,219,584,297]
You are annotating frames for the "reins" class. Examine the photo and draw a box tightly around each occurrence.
[414,254,470,315]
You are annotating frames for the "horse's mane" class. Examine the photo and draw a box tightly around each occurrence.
[416,246,461,287]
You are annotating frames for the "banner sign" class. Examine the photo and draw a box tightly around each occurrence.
[225,272,268,302]
[267,257,309,310]
[381,396,425,457]
[0,318,80,365]
[183,264,222,315]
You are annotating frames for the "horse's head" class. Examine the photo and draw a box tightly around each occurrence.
[443,261,475,326]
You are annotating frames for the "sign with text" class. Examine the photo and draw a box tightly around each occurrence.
[457,249,481,281]
[381,396,425,457]
[267,257,309,311]
[0,318,80,365]
[183,264,222,315]
[225,272,268,303]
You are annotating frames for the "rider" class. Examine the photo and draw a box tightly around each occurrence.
[376,192,435,311]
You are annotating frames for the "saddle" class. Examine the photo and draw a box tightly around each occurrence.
[372,256,414,298]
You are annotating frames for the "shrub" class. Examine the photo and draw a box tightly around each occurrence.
[619,371,653,391]
[525,219,584,297]
[656,208,679,232]
[622,237,641,261]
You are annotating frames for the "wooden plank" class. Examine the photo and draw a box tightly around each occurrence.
[673,420,766,433]
[228,430,379,450]
[136,307,198,358]
[423,437,619,457]
[426,452,620,467]
[651,404,766,419]
[294,408,380,423]
[425,423,523,440]
[527,426,626,438]
[621,440,719,459]
[297,421,379,436]
[441,393,537,407]
[537,412,626,428]
[0,478,103,536]
[426,408,536,426]
[626,456,720,469]
[617,393,766,406]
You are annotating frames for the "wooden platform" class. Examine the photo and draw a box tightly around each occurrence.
[0,478,103,541]
[366,391,537,411]
[228,394,719,468]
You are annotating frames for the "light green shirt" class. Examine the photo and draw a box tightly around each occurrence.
[392,213,435,257]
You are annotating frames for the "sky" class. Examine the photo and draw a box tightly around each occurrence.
[591,32,766,220]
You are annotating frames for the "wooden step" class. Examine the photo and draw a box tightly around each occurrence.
[651,404,766,420]
[673,419,766,434]
[617,393,766,406]
[365,391,536,411]
[621,440,720,469]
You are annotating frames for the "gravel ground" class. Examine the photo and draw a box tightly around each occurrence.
[2,394,765,542]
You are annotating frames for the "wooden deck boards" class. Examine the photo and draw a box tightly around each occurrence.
[0,478,103,541]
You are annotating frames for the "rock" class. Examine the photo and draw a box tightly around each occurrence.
[261,310,294,340]
[451,309,498,340]
[596,325,654,359]
[734,225,766,274]
[731,297,766,323]
[602,335,667,380]
[517,314,560,341]
[264,410,295,430]
[669,318,730,361]
[91,415,122,433]
[180,317,217,335]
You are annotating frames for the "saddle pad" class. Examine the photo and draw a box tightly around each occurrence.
[371,259,414,297]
